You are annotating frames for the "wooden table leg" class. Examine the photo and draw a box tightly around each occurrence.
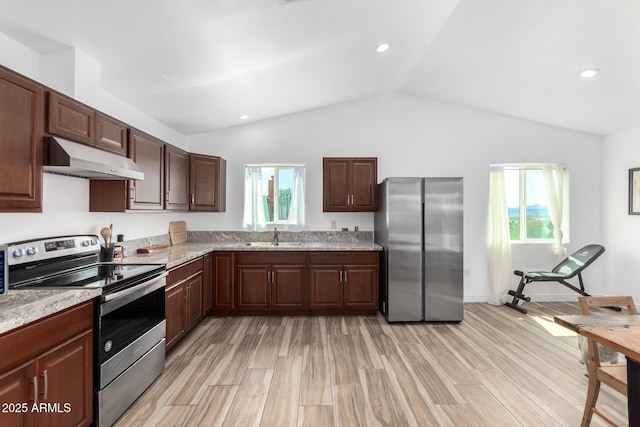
[628,357,640,426]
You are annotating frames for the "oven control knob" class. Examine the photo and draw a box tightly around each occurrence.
[12,249,24,257]
[82,240,90,247]
[104,341,112,353]
[26,247,38,256]
[91,239,99,245]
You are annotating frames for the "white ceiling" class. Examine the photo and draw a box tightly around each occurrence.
[1,0,638,136]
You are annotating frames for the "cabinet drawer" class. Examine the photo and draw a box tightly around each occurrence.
[236,251,306,265]
[167,257,204,285]
[309,251,378,265]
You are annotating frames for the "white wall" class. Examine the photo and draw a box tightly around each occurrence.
[602,129,640,303]
[187,93,605,301]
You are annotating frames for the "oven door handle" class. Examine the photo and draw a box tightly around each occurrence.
[101,272,168,316]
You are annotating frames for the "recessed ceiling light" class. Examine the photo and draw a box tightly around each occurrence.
[374,42,391,54]
[239,114,250,120]
[578,68,601,79]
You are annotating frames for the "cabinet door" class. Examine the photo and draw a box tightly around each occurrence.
[350,158,377,211]
[236,266,270,308]
[128,129,164,210]
[47,91,94,145]
[189,154,226,212]
[186,273,204,331]
[322,158,350,211]
[271,266,306,308]
[309,266,343,309]
[164,144,189,210]
[95,112,127,155]
[36,330,93,427]
[0,362,35,427]
[0,67,43,212]
[213,253,234,310]
[343,265,378,308]
[165,283,186,351]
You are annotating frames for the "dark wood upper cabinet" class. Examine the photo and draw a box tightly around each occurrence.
[189,154,226,212]
[164,144,189,210]
[128,128,164,210]
[323,157,377,212]
[95,112,128,155]
[46,91,94,145]
[0,66,44,212]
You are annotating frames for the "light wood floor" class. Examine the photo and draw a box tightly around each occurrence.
[115,302,627,427]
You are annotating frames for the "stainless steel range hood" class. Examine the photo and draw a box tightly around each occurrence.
[43,137,144,180]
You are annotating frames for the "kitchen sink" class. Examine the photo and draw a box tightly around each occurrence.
[244,241,304,247]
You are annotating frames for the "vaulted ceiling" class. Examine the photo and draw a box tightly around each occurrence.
[1,0,638,136]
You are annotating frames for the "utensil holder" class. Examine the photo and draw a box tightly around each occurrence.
[100,245,114,262]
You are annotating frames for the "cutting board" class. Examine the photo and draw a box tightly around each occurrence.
[169,221,187,245]
[136,245,172,254]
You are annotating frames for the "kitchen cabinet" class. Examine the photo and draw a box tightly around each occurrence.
[128,128,164,210]
[323,157,377,212]
[165,257,204,352]
[0,301,93,427]
[48,93,128,156]
[210,252,235,313]
[46,91,94,146]
[309,252,378,311]
[95,111,128,155]
[164,144,189,210]
[235,252,306,311]
[0,66,44,212]
[189,154,226,212]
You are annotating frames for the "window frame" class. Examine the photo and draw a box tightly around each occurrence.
[244,163,305,230]
[504,164,569,244]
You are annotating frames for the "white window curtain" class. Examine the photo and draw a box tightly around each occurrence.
[487,166,512,305]
[243,166,267,230]
[286,166,306,230]
[543,163,567,259]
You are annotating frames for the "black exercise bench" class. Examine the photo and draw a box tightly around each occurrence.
[505,244,606,314]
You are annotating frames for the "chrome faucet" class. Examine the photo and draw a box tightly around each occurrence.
[273,227,279,245]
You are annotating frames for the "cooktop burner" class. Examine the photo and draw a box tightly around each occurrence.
[9,263,166,293]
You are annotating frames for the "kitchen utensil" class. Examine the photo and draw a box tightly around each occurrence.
[100,227,112,247]
[169,221,187,245]
[109,224,113,245]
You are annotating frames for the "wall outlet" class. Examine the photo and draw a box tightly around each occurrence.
[330,220,337,230]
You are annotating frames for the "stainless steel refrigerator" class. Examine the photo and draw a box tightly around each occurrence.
[374,177,463,322]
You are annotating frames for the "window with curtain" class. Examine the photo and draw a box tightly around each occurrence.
[243,164,306,230]
[504,165,569,243]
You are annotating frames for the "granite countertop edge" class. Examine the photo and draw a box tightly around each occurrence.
[0,288,101,336]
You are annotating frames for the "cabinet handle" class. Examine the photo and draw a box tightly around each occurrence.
[344,270,348,283]
[32,376,38,405]
[43,370,48,400]
[191,194,195,205]
[339,270,343,283]
[350,194,354,205]
[166,191,170,203]
[129,186,135,201]
[272,271,276,283]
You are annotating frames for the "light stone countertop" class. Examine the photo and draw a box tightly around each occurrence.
[124,241,382,269]
[0,288,101,335]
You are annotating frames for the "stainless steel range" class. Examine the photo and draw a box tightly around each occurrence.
[6,235,167,426]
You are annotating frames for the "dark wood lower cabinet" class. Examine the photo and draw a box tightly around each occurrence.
[165,257,204,352]
[0,301,93,427]
[210,250,378,316]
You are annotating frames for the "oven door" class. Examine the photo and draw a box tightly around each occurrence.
[98,272,167,387]
[96,272,167,426]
